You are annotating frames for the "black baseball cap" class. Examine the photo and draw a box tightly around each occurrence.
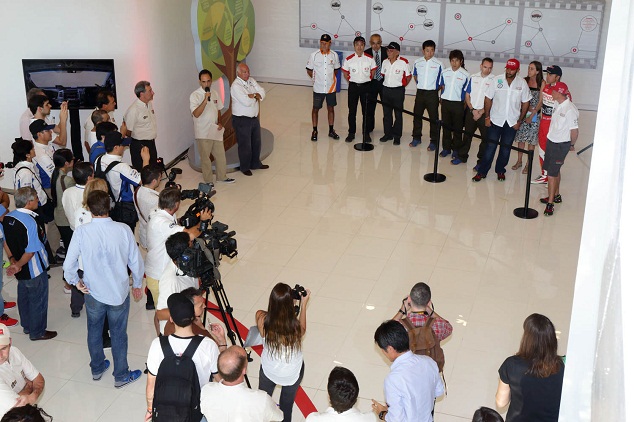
[103,131,131,151]
[29,119,55,138]
[353,36,366,44]
[167,292,195,328]
[386,41,400,51]
[320,34,332,42]
[545,65,563,76]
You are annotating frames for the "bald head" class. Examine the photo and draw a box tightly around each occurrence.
[218,346,247,383]
[237,63,250,81]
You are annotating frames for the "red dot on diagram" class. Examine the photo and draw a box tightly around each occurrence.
[455,13,461,20]
[356,31,361,36]
[334,34,339,38]
[409,23,414,29]
[506,19,512,24]
[311,23,316,29]
[571,47,578,53]
[468,36,473,41]
[399,36,404,41]
[525,41,532,47]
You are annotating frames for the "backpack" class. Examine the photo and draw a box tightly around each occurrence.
[94,154,121,202]
[152,335,204,422]
[400,316,445,373]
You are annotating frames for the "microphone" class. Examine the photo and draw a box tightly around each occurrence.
[204,87,210,101]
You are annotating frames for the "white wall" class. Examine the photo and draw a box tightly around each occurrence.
[0,0,199,165]
[247,0,609,111]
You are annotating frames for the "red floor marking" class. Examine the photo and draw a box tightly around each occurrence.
[206,301,318,417]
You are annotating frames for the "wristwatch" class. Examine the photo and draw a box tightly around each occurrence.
[379,410,387,420]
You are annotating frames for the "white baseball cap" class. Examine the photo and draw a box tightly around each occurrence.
[0,324,11,346]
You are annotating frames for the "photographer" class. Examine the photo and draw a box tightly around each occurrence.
[134,165,161,250]
[145,188,211,312]
[255,283,310,422]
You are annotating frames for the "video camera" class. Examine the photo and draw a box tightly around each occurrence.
[179,182,216,228]
[164,167,182,189]
[291,284,307,315]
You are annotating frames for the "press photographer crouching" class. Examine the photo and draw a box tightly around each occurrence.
[256,283,311,422]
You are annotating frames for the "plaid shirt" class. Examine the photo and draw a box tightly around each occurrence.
[407,312,453,341]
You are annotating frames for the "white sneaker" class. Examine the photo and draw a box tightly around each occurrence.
[63,286,72,295]
[218,178,236,184]
[531,175,548,184]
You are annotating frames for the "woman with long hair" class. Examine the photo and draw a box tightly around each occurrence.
[51,148,75,293]
[512,61,545,173]
[256,283,310,422]
[496,313,565,421]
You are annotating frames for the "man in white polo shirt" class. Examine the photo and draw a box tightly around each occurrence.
[306,34,341,142]
[0,323,46,407]
[541,82,578,216]
[410,40,443,150]
[342,36,377,143]
[380,42,411,146]
[460,57,495,168]
[473,58,530,182]
[124,81,157,171]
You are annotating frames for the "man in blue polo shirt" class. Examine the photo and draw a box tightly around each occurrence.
[3,187,57,341]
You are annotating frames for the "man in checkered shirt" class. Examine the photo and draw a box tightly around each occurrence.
[392,282,453,341]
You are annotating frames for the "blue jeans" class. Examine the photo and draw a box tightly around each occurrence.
[85,294,130,382]
[478,122,518,176]
[17,272,49,339]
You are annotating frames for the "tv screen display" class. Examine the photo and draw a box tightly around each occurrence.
[22,59,116,110]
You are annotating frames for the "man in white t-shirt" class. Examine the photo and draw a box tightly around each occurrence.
[27,94,68,149]
[0,324,46,408]
[191,69,234,184]
[134,165,161,250]
[201,346,283,422]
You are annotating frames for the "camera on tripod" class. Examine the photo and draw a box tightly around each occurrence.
[178,182,216,228]
[164,167,182,189]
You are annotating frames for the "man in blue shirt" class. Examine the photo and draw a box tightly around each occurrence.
[89,121,118,165]
[63,190,145,388]
[3,188,57,341]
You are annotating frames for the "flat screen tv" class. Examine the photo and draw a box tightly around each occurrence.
[22,59,116,110]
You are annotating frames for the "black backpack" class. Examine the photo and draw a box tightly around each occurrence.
[152,335,204,422]
[94,154,121,202]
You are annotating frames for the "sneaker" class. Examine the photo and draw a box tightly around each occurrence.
[540,194,562,204]
[409,138,421,147]
[56,246,66,259]
[0,314,18,327]
[328,130,340,140]
[450,158,463,165]
[472,173,486,182]
[345,134,355,143]
[427,142,437,151]
[497,173,506,181]
[544,203,555,216]
[115,369,142,388]
[218,178,235,184]
[310,130,318,141]
[451,150,458,159]
[3,301,16,310]
[393,139,400,146]
[93,359,111,381]
[531,175,548,184]
[71,311,80,318]
[379,135,393,142]
[439,149,451,157]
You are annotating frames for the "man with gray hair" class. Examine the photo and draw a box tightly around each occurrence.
[200,345,283,421]
[3,187,57,341]
[124,80,158,170]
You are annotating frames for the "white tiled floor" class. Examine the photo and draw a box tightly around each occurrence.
[4,83,594,421]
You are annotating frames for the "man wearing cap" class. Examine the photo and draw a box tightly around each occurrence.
[410,40,443,150]
[532,65,570,184]
[29,120,57,190]
[123,81,157,171]
[0,323,46,407]
[27,94,68,149]
[380,42,411,146]
[473,58,530,182]
[365,34,388,135]
[63,190,145,388]
[342,36,377,143]
[541,82,578,216]
[146,292,224,421]
[307,34,341,141]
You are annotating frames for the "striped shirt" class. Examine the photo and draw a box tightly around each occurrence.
[2,209,49,280]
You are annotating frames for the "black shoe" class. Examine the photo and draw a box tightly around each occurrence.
[363,135,372,143]
[71,311,80,318]
[393,139,400,145]
[242,170,253,176]
[257,165,270,170]
[540,194,562,204]
[311,130,318,141]
[145,302,155,311]
[345,134,355,143]
[379,135,393,142]
[31,330,58,341]
[328,130,340,140]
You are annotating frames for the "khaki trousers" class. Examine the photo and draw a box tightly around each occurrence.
[196,138,227,182]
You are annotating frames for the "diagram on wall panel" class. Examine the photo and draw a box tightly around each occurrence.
[299,0,605,69]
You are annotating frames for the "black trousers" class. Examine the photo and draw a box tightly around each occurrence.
[412,89,440,144]
[347,82,371,136]
[382,86,405,140]
[366,79,383,133]
[232,116,263,173]
[457,110,489,163]
[441,100,465,151]
[130,139,157,171]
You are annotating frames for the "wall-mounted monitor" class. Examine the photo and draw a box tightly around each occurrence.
[22,59,116,110]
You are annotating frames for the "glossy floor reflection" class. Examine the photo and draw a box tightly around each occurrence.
[4,83,594,421]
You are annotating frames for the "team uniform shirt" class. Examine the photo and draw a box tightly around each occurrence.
[412,57,443,90]
[2,209,48,281]
[62,184,85,231]
[145,209,185,280]
[306,50,341,94]
[19,109,34,141]
[547,99,579,143]
[0,346,40,394]
[201,381,284,422]
[147,334,219,389]
[13,162,47,205]
[464,72,495,110]
[190,87,223,140]
[83,109,116,145]
[156,261,199,334]
[97,154,141,202]
[124,99,157,140]
[29,117,62,151]
[485,74,531,127]
[306,407,376,421]
[541,84,572,121]
[134,186,159,249]
[439,67,470,101]
[381,57,411,88]
[341,53,376,84]
[32,142,55,189]
[231,77,266,117]
[89,141,106,164]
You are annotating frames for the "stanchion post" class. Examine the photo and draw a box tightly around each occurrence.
[354,93,374,152]
[423,119,446,183]
[513,149,538,219]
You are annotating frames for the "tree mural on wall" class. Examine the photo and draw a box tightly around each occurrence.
[193,0,255,149]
